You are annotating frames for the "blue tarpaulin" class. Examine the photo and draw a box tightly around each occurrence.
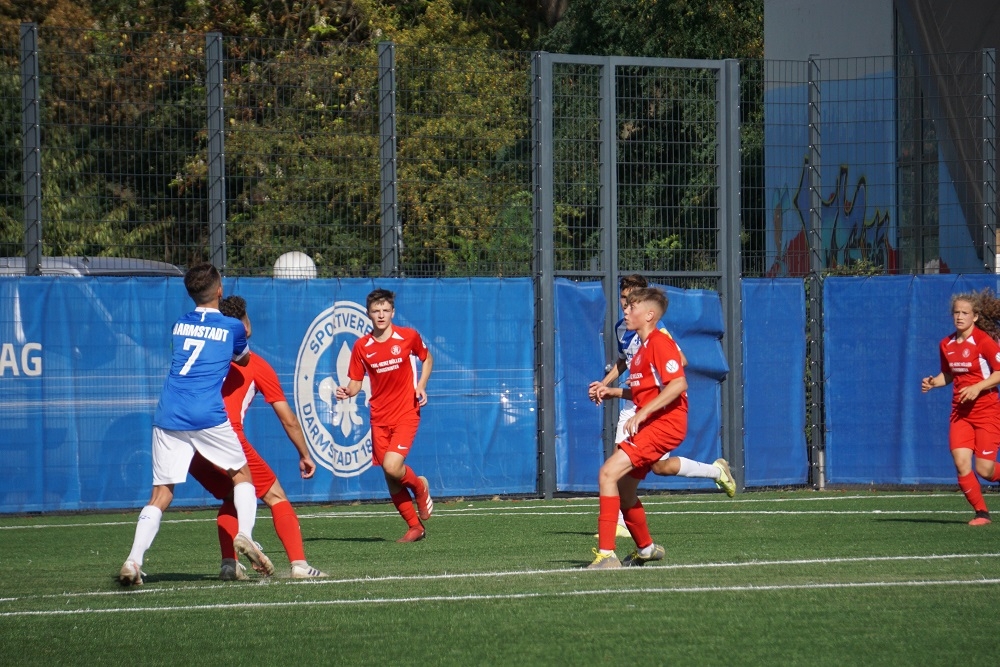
[555,280,730,492]
[741,279,809,486]
[824,275,1000,483]
[12,273,982,514]
[0,277,537,512]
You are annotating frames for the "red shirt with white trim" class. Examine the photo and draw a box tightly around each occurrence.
[222,353,286,437]
[348,325,429,426]
[939,325,1000,415]
[628,328,688,435]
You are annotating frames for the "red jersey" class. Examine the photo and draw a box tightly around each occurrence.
[628,328,688,436]
[222,353,287,437]
[939,326,1000,414]
[348,325,429,426]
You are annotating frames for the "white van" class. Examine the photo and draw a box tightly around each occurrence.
[0,256,184,277]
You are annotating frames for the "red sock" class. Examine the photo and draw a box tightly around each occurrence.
[958,472,989,513]
[622,499,653,550]
[270,500,305,563]
[391,490,421,528]
[217,498,238,560]
[988,466,1000,483]
[598,496,620,552]
[399,466,421,497]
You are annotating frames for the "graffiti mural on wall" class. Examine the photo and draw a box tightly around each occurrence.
[767,157,896,276]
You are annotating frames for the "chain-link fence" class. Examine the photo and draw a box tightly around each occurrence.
[2,26,537,277]
[547,60,725,291]
[740,52,996,278]
[0,24,22,260]
[2,25,996,283]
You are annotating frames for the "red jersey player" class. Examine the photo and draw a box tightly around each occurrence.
[589,287,734,568]
[335,288,435,542]
[189,295,327,578]
[922,291,1000,525]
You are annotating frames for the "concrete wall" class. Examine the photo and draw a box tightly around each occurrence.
[764,0,894,60]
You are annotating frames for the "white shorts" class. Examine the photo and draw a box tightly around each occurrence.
[151,421,247,485]
[616,403,670,461]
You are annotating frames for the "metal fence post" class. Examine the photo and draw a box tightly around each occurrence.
[719,59,745,491]
[378,42,401,277]
[984,48,997,273]
[532,52,556,498]
[807,55,826,489]
[206,32,227,271]
[600,60,620,460]
[20,23,41,275]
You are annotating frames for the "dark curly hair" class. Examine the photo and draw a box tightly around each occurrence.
[219,295,247,320]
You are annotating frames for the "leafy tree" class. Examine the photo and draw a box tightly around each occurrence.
[1,0,766,276]
[388,2,531,275]
[216,1,532,276]
[540,0,763,276]
[540,0,763,60]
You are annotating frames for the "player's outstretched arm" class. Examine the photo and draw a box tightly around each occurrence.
[590,384,625,406]
[921,371,952,393]
[602,358,627,387]
[415,350,434,406]
[335,379,364,400]
[589,358,627,403]
[271,400,316,478]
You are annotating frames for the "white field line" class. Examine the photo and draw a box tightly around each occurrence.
[0,493,975,530]
[3,552,999,607]
[0,508,973,529]
[3,576,1000,618]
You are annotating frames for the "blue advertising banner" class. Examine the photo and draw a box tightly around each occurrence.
[0,277,537,512]
[19,273,986,512]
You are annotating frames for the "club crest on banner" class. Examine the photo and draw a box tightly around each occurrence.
[294,300,373,476]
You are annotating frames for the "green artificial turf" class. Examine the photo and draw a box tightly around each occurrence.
[1,490,997,666]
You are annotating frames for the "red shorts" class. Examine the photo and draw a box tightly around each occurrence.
[949,412,1000,461]
[618,416,686,480]
[189,434,277,500]
[371,414,421,466]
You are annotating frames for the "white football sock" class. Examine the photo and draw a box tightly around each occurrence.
[638,544,656,558]
[617,510,627,527]
[676,457,721,479]
[233,482,258,537]
[126,505,163,566]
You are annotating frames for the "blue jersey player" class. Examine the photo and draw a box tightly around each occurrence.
[119,263,274,586]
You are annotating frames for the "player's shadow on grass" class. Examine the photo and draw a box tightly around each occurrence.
[304,536,386,543]
[127,572,217,584]
[551,559,593,567]
[876,518,963,525]
[553,530,598,538]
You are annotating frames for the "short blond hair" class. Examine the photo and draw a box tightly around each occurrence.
[627,286,668,318]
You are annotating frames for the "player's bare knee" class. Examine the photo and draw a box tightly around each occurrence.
[262,482,288,506]
[651,458,677,476]
[597,464,618,487]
